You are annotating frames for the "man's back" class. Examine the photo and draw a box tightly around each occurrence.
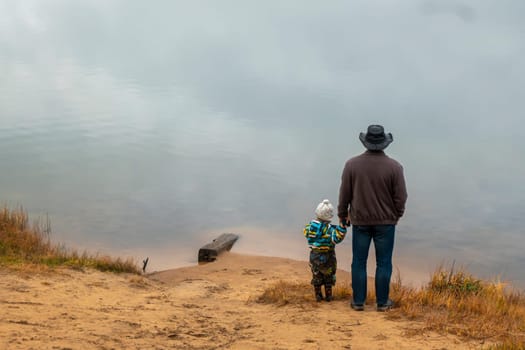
[338,150,407,226]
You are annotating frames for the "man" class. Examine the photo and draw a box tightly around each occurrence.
[338,125,407,312]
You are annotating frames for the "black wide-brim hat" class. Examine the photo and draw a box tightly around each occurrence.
[359,125,393,151]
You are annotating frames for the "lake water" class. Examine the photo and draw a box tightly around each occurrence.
[1,1,524,289]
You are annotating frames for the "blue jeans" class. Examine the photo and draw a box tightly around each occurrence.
[351,225,395,305]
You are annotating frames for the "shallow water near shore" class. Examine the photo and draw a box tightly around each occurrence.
[1,2,524,289]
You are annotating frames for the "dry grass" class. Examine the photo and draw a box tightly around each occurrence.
[255,281,313,306]
[484,343,525,350]
[254,280,352,306]
[256,264,525,348]
[388,264,525,348]
[0,206,140,274]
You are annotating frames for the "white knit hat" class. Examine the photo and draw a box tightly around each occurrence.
[315,199,334,222]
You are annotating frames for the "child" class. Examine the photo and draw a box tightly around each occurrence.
[304,199,347,302]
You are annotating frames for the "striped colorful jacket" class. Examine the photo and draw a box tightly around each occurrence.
[304,220,347,252]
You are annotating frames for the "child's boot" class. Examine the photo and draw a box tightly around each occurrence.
[314,285,323,302]
[324,285,333,302]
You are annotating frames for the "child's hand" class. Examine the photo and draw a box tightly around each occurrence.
[339,218,349,228]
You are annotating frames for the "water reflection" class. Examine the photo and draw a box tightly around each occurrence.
[1,1,524,288]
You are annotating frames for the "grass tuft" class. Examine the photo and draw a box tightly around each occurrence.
[388,264,525,345]
[0,206,140,274]
[255,281,313,306]
[255,280,352,306]
[485,342,525,350]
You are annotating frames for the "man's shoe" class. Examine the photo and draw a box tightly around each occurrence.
[350,302,364,311]
[377,299,394,312]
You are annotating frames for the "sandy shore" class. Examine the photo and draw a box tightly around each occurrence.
[0,253,483,349]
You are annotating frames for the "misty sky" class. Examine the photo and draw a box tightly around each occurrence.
[1,1,524,281]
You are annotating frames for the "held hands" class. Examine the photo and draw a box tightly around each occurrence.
[339,218,350,228]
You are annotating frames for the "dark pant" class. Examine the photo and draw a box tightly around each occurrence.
[351,225,395,305]
[309,250,337,286]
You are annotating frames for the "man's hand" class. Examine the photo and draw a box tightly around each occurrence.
[339,218,349,228]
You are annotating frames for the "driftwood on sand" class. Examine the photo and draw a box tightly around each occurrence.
[198,233,239,263]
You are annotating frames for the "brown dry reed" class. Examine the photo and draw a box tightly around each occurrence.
[0,206,140,274]
[257,264,525,348]
[389,264,525,348]
[255,280,352,306]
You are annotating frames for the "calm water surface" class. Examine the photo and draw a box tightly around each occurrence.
[1,1,524,288]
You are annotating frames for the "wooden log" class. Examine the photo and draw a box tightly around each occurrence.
[198,233,239,263]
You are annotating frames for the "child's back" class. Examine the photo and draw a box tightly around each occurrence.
[304,199,347,301]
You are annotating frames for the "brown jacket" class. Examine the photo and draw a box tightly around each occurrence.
[338,151,407,225]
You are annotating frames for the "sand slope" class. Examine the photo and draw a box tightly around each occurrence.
[0,253,482,349]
